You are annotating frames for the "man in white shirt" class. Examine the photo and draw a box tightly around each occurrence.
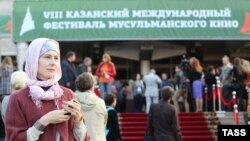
[143,69,162,113]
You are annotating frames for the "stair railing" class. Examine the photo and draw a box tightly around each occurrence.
[233,104,239,125]
[212,84,216,112]
[204,86,208,111]
[214,78,235,111]
[216,79,222,111]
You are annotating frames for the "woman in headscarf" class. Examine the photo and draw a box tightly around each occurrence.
[5,38,86,141]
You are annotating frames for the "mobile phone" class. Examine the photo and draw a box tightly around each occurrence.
[73,99,79,104]
[64,112,71,116]
[68,105,73,108]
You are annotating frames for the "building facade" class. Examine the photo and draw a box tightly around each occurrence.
[1,0,250,79]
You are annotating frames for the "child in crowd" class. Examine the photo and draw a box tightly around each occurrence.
[104,94,121,141]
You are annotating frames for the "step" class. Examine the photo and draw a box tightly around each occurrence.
[207,120,220,125]
[122,136,144,141]
[182,135,215,141]
[219,115,244,119]
[222,115,245,118]
[219,121,246,125]
[119,113,147,117]
[121,126,146,132]
[178,112,204,116]
[181,130,212,136]
[121,131,145,136]
[179,121,208,126]
[224,112,246,116]
[119,117,147,122]
[180,125,209,130]
[179,116,206,121]
[219,118,245,121]
[120,121,147,126]
[218,117,245,121]
[218,117,245,124]
[205,116,219,121]
[204,112,217,116]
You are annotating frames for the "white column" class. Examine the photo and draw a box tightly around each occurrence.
[140,60,150,76]
[17,42,28,71]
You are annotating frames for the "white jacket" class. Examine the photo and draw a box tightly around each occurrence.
[76,90,107,141]
[143,73,162,97]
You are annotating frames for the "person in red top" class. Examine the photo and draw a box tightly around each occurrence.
[5,38,86,141]
[95,53,116,99]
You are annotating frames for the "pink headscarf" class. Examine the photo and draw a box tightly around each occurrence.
[25,38,63,108]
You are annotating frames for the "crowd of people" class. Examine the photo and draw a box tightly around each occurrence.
[0,37,250,141]
[0,38,120,141]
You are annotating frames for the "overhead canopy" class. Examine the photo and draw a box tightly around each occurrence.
[105,43,140,61]
[152,43,186,60]
[13,0,250,41]
[104,42,186,60]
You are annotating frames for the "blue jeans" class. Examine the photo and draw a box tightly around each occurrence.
[99,82,112,99]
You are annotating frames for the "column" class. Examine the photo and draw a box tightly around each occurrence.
[140,60,150,76]
[17,42,28,71]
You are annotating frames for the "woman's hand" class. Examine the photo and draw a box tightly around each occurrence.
[39,109,71,126]
[104,73,110,79]
[62,99,83,123]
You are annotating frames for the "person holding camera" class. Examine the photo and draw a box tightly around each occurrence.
[5,38,86,141]
[173,65,189,112]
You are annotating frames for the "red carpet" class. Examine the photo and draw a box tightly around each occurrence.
[120,113,147,141]
[119,112,215,141]
[179,112,214,141]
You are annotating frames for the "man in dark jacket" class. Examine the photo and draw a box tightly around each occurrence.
[59,51,77,91]
[149,86,181,141]
[204,65,217,111]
